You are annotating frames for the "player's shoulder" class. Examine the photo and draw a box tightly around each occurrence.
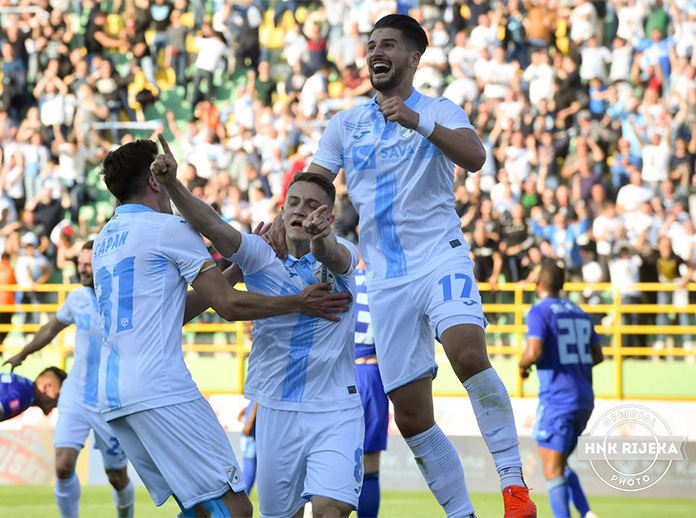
[64,286,92,304]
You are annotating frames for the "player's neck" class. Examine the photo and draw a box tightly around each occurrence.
[32,386,55,416]
[122,195,160,213]
[376,82,415,106]
[286,238,310,260]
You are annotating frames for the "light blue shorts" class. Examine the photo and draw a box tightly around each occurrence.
[255,404,364,518]
[108,397,245,509]
[368,253,488,393]
[54,399,127,470]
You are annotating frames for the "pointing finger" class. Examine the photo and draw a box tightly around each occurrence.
[157,133,173,156]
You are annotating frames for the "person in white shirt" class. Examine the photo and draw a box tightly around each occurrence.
[569,0,597,45]
[93,136,351,518]
[616,167,655,214]
[191,24,229,107]
[156,169,363,518]
[271,14,537,518]
[5,242,135,518]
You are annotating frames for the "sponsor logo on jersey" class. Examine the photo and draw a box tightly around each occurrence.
[226,466,241,486]
[399,126,415,139]
[352,145,376,171]
[313,264,336,286]
[353,130,370,141]
[9,399,19,411]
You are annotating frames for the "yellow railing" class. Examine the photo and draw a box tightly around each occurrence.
[0,282,694,400]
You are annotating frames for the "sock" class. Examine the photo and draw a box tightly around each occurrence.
[547,476,571,518]
[55,473,81,518]
[113,480,135,518]
[358,471,380,518]
[463,368,524,490]
[564,467,591,516]
[243,458,257,494]
[404,424,475,518]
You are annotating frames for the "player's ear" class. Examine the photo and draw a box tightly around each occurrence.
[147,175,160,192]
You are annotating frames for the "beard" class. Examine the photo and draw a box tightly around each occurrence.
[369,61,407,92]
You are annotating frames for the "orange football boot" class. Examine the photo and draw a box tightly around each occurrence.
[503,485,537,518]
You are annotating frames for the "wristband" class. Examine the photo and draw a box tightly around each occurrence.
[415,113,435,138]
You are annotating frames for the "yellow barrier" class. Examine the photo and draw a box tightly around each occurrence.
[0,282,694,400]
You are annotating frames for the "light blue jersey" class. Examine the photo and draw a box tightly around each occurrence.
[55,287,102,409]
[313,88,475,288]
[229,233,361,412]
[92,204,213,420]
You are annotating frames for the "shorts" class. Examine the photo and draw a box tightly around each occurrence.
[54,400,127,470]
[368,253,487,393]
[355,364,389,453]
[108,397,245,510]
[256,404,364,518]
[240,435,256,460]
[532,404,594,454]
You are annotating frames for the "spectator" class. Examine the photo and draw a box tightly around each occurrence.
[14,232,52,325]
[190,24,228,107]
[164,10,190,87]
[0,252,16,352]
[655,236,694,353]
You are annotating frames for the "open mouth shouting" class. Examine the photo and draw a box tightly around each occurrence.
[371,60,392,79]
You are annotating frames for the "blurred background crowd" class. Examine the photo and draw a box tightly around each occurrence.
[1,0,696,352]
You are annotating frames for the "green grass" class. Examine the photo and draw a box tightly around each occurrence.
[0,486,694,517]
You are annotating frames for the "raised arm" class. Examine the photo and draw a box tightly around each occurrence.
[3,317,69,371]
[151,133,242,257]
[303,205,352,274]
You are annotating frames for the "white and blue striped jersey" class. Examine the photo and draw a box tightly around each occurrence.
[92,204,213,420]
[313,88,475,288]
[55,287,102,409]
[229,233,361,412]
[354,268,375,359]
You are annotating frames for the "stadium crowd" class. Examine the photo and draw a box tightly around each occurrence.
[1,0,696,351]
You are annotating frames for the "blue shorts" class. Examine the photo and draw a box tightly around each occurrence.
[356,364,389,453]
[532,404,594,454]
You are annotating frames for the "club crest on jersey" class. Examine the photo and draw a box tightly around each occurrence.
[399,126,415,139]
[313,264,336,286]
[226,467,240,486]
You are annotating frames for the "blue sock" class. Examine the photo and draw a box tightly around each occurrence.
[55,472,81,518]
[243,458,257,494]
[358,471,380,518]
[547,476,571,518]
[565,467,591,516]
[201,497,232,518]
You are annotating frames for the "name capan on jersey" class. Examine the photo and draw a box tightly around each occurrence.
[92,205,213,420]
[55,287,102,409]
[229,233,361,412]
[313,89,475,288]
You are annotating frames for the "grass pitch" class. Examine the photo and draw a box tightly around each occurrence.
[0,486,694,517]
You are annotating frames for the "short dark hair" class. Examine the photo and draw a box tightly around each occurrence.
[538,261,565,295]
[37,366,68,386]
[100,139,158,204]
[82,240,94,251]
[287,172,336,208]
[371,15,428,54]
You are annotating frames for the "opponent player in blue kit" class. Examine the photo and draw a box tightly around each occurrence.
[0,367,65,421]
[154,165,363,518]
[354,260,389,518]
[93,137,351,518]
[5,241,135,518]
[520,262,602,518]
[292,13,536,518]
